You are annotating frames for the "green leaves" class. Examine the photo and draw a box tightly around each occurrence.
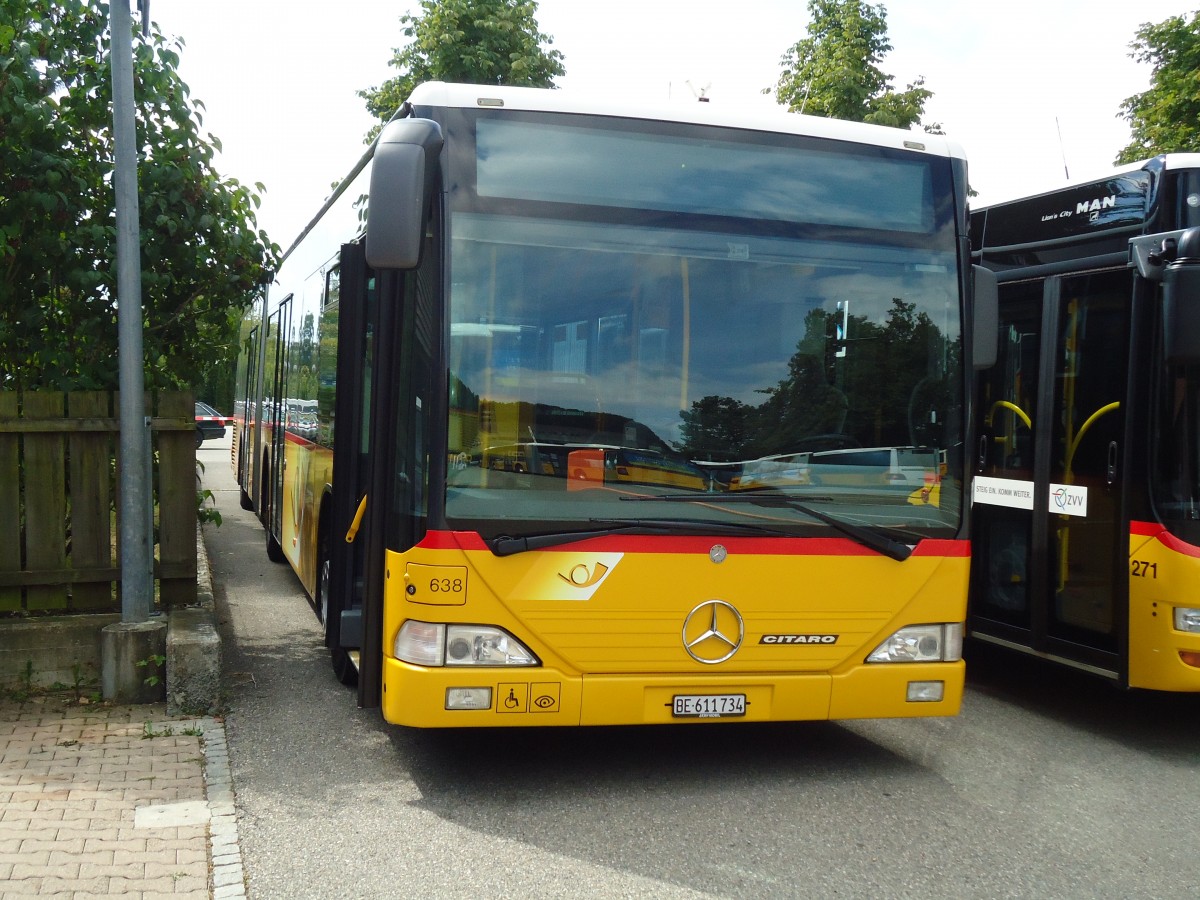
[771,0,934,131]
[1115,12,1200,164]
[0,0,280,394]
[359,0,565,127]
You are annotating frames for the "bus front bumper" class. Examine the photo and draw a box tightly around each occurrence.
[381,658,964,727]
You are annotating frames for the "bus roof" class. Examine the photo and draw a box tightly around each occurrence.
[406,81,966,161]
[975,153,1200,214]
[970,153,1200,257]
[278,80,965,278]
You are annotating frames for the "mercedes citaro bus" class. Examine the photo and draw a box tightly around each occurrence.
[234,82,998,727]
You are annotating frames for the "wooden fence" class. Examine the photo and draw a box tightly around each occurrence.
[0,391,197,614]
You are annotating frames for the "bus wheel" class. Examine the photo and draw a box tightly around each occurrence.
[318,540,357,686]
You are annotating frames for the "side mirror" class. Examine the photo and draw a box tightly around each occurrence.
[365,118,444,271]
[1163,227,1200,364]
[972,264,999,370]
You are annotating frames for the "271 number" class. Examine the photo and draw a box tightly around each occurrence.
[1131,560,1158,579]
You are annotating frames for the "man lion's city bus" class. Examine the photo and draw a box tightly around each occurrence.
[234,82,997,726]
[970,153,1200,690]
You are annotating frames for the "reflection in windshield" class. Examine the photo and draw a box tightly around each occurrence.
[445,214,962,537]
[1153,362,1200,544]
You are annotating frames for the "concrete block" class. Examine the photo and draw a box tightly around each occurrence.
[166,607,222,716]
[100,620,168,704]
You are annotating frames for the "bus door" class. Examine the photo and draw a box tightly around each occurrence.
[236,324,259,500]
[972,269,1132,678]
[266,297,292,549]
[327,242,377,694]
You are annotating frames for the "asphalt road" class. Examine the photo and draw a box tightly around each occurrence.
[199,436,1200,899]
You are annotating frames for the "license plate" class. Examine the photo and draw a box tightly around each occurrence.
[672,693,746,718]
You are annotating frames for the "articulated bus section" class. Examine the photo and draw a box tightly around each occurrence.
[382,533,968,727]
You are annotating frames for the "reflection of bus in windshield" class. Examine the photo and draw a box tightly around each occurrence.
[237,81,999,729]
[566,447,709,491]
[481,442,570,477]
[475,403,709,490]
[479,442,711,492]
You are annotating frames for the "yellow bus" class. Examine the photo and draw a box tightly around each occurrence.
[970,153,1200,690]
[236,82,998,726]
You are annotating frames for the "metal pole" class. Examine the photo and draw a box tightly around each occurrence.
[110,0,153,622]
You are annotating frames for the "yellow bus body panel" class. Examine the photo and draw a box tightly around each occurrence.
[280,436,332,598]
[380,537,968,727]
[1128,527,1200,691]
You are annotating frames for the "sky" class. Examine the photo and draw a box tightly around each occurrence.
[154,0,1196,250]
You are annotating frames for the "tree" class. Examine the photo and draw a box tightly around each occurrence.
[360,0,565,126]
[771,0,939,132]
[0,0,277,393]
[677,395,752,461]
[1115,11,1200,164]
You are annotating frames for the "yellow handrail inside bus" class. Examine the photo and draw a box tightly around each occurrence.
[345,495,367,543]
[1064,401,1120,484]
[986,399,1032,430]
[1056,400,1120,593]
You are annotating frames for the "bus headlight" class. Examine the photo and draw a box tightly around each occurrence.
[394,621,445,666]
[394,621,539,667]
[1174,608,1200,633]
[867,623,963,663]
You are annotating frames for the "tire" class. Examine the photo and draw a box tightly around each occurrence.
[239,486,254,511]
[318,539,357,686]
[195,427,204,449]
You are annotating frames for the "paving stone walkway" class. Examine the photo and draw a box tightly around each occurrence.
[0,698,242,899]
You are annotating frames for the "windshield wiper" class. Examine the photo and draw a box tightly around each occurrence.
[489,518,788,557]
[620,493,915,561]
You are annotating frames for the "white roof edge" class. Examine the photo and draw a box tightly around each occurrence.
[1162,153,1200,170]
[406,82,966,160]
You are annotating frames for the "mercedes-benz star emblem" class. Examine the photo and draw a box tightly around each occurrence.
[682,600,744,664]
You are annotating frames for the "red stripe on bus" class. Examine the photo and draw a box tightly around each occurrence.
[282,431,319,449]
[1131,519,1200,558]
[415,530,967,557]
[418,531,488,550]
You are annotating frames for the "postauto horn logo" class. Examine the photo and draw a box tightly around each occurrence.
[511,553,623,601]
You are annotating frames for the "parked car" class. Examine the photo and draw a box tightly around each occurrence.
[195,401,233,447]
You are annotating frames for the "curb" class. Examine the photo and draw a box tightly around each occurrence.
[199,717,246,899]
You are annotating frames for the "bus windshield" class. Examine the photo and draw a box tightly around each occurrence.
[1153,359,1200,544]
[444,112,963,541]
